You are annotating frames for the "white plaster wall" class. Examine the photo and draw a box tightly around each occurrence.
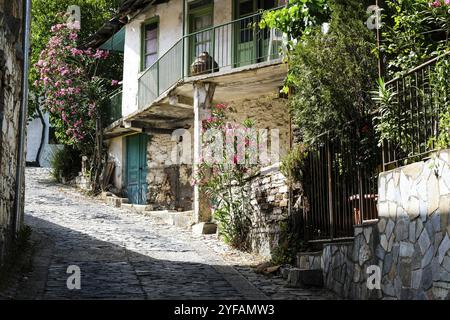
[107,136,125,191]
[26,116,43,162]
[122,0,183,117]
[26,112,63,168]
[122,0,237,117]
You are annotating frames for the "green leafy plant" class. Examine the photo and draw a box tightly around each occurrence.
[271,221,306,265]
[195,104,260,251]
[289,0,378,142]
[280,143,308,184]
[50,146,82,183]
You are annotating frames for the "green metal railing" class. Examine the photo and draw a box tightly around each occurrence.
[138,9,284,110]
[106,88,123,126]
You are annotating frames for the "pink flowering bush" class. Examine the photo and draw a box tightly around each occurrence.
[35,20,110,145]
[35,17,115,190]
[194,104,262,250]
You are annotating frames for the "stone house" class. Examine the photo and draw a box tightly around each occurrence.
[86,0,292,256]
[0,0,28,266]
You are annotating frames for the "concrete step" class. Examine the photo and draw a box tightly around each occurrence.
[192,222,217,236]
[296,251,323,270]
[286,268,323,288]
[147,210,194,230]
[105,196,128,208]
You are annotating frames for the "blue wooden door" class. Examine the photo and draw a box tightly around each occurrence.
[126,134,148,204]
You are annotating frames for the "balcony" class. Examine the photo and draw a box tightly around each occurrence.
[106,87,123,127]
[137,9,286,111]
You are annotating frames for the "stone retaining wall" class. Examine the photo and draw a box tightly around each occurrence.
[247,163,291,258]
[0,1,25,266]
[321,150,450,299]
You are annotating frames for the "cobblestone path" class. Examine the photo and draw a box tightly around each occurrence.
[12,168,336,300]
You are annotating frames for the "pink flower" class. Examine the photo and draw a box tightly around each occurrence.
[446,0,450,5]
[69,33,78,41]
[111,80,119,86]
[430,0,442,7]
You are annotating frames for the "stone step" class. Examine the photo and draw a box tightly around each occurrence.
[148,210,194,230]
[296,251,323,270]
[192,222,217,236]
[286,268,323,288]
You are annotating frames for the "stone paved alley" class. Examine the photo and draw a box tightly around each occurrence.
[3,168,337,300]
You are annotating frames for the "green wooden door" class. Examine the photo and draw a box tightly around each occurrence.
[234,0,277,67]
[126,134,148,205]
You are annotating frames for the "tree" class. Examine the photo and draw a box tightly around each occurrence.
[29,0,122,168]
[289,0,378,142]
[35,19,118,190]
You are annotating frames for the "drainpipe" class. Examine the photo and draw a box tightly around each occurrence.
[13,0,32,235]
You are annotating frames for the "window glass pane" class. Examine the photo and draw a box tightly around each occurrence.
[239,0,254,16]
[146,28,157,40]
[146,54,157,68]
[143,22,158,69]
[146,38,157,54]
[260,0,276,10]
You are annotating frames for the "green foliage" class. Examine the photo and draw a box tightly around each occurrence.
[280,143,308,184]
[372,78,400,147]
[260,0,330,41]
[271,221,306,265]
[289,0,378,142]
[382,0,450,77]
[196,105,260,251]
[430,55,450,149]
[50,146,82,182]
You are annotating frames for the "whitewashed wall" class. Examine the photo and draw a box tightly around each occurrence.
[121,0,235,117]
[26,112,62,168]
[122,0,184,117]
[107,136,125,192]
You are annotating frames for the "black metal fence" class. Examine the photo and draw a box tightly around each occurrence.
[382,55,448,169]
[303,122,381,241]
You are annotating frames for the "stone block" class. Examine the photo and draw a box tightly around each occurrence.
[411,269,422,289]
[438,233,450,264]
[427,174,440,216]
[286,268,323,288]
[395,218,409,241]
[418,229,431,254]
[386,219,395,240]
[399,242,414,258]
[192,222,217,236]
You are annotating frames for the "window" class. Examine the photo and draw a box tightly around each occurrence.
[142,20,158,70]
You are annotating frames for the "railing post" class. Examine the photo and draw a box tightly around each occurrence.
[157,60,160,96]
[211,26,216,74]
[182,37,185,79]
[327,138,334,240]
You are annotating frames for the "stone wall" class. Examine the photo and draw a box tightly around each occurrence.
[0,0,25,265]
[321,150,450,300]
[146,133,193,211]
[227,94,290,162]
[376,150,450,299]
[246,163,291,258]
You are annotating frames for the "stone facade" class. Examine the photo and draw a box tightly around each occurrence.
[227,94,290,161]
[146,132,193,211]
[321,150,450,299]
[376,150,450,299]
[0,0,25,265]
[247,164,291,258]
